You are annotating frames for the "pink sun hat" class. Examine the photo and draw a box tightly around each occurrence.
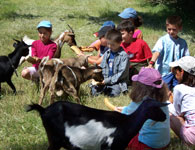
[132,67,164,88]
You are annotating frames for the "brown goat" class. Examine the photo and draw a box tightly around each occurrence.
[53,28,77,58]
[38,55,88,105]
[49,65,103,104]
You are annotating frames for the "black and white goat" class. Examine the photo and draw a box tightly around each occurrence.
[27,97,168,150]
[0,39,30,94]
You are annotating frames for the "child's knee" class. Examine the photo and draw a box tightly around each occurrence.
[21,69,30,79]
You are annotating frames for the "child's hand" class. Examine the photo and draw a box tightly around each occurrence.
[168,91,173,103]
[26,56,41,64]
[115,107,124,112]
[147,64,154,68]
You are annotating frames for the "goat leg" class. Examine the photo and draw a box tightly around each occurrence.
[65,87,80,104]
[47,145,61,150]
[39,84,49,105]
[6,80,16,94]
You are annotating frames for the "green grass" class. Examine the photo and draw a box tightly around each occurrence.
[0,0,195,149]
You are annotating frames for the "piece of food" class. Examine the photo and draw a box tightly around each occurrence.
[71,46,83,55]
[104,98,116,111]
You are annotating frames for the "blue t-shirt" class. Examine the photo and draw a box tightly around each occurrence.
[122,101,170,148]
[152,34,190,77]
[108,51,116,76]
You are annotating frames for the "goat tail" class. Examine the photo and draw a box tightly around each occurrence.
[25,104,45,115]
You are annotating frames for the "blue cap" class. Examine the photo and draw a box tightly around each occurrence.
[101,21,115,29]
[98,26,113,38]
[37,20,52,29]
[94,21,115,37]
[118,8,137,19]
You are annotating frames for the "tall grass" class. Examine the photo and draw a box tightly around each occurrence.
[0,0,195,149]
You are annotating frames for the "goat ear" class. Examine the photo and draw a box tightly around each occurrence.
[68,33,75,36]
[40,56,50,65]
[93,69,102,73]
[143,96,170,107]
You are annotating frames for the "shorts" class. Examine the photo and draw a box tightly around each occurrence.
[127,134,168,150]
[180,125,195,145]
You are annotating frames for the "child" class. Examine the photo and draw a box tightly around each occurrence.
[118,8,143,39]
[169,56,195,146]
[148,15,190,90]
[80,21,115,53]
[91,29,129,97]
[118,67,170,149]
[117,20,152,81]
[87,26,113,65]
[21,20,57,81]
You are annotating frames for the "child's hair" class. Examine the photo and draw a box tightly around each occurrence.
[130,16,143,27]
[105,29,122,43]
[38,28,52,32]
[172,67,195,87]
[166,15,182,28]
[130,81,168,103]
[117,20,135,33]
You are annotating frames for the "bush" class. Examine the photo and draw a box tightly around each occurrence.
[145,0,195,12]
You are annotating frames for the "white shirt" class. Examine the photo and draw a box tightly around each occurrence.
[173,84,195,126]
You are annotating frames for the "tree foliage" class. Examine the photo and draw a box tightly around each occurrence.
[145,0,194,12]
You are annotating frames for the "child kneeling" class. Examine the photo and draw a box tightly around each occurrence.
[91,29,129,97]
[169,56,195,146]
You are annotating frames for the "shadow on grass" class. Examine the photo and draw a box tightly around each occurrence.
[7,142,48,150]
[60,10,121,27]
[60,4,194,39]
[138,11,195,39]
[4,12,41,20]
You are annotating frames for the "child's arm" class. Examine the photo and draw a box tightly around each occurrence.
[88,55,103,65]
[89,39,101,51]
[148,52,160,68]
[48,44,57,59]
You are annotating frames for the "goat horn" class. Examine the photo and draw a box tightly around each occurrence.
[67,24,74,33]
[13,39,20,43]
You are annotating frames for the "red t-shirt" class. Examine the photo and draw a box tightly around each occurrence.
[31,40,57,69]
[121,39,152,63]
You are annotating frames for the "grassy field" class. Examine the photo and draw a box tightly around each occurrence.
[0,0,195,149]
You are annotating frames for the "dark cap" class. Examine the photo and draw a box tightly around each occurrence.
[98,26,113,38]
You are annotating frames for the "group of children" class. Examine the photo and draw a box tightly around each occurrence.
[21,7,195,149]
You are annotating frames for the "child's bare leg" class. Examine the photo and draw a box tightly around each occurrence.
[21,68,31,80]
[170,114,185,138]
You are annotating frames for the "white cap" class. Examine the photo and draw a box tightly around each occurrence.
[169,56,195,75]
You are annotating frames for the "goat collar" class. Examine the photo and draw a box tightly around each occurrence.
[8,57,18,77]
[66,66,77,87]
